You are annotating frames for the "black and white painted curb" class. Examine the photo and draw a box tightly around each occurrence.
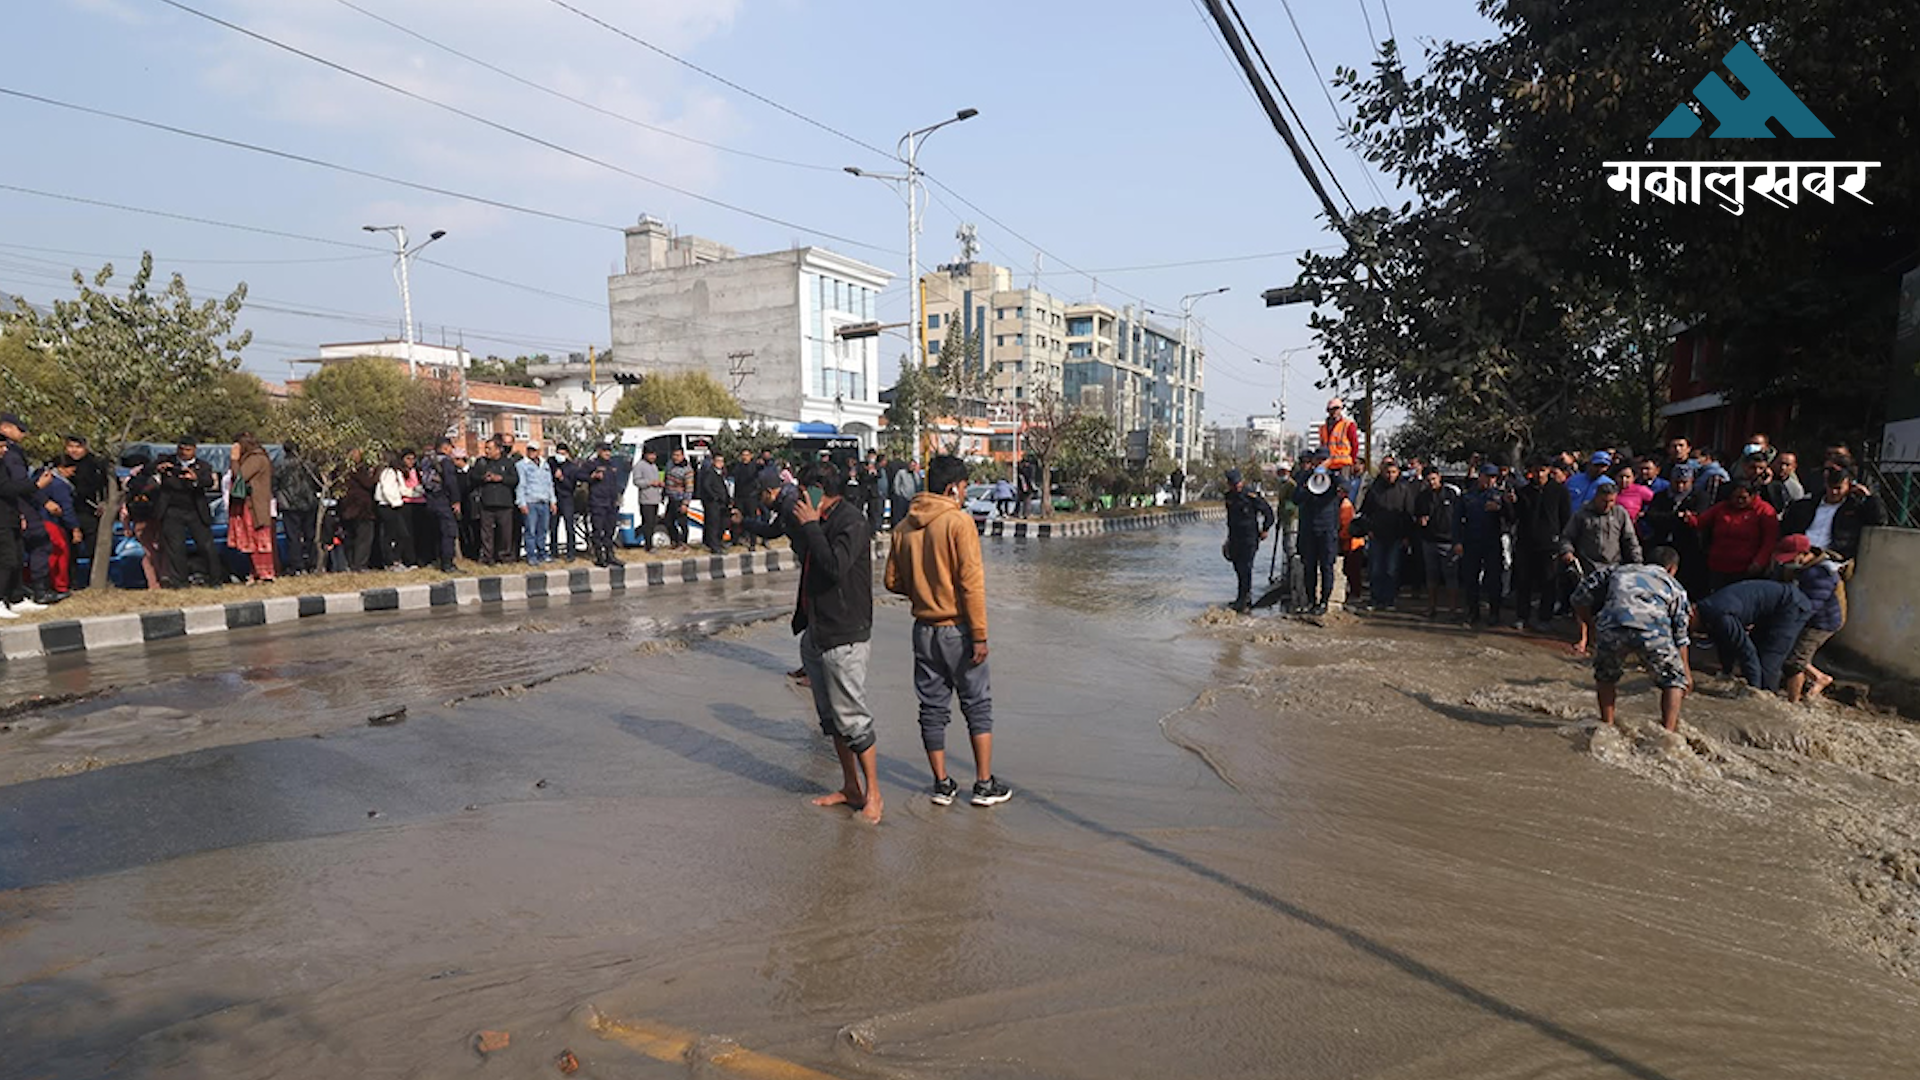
[0,506,1223,662]
[982,506,1222,539]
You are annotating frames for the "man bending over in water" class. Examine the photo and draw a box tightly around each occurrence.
[1572,545,1693,732]
[789,461,883,823]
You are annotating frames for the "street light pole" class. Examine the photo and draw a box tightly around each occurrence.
[1177,287,1228,465]
[362,224,447,378]
[844,108,978,375]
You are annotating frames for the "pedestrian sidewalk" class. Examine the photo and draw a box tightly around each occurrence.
[0,506,1223,663]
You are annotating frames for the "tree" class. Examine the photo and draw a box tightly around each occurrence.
[185,369,276,443]
[883,356,938,459]
[541,408,619,454]
[1021,386,1071,518]
[299,356,460,453]
[467,354,537,387]
[1309,5,1920,454]
[609,370,742,427]
[711,418,788,462]
[930,322,988,452]
[272,397,373,557]
[0,254,249,583]
[1053,411,1121,510]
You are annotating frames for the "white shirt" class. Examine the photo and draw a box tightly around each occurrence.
[1805,499,1840,549]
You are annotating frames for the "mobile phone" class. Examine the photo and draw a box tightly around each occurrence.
[806,485,825,508]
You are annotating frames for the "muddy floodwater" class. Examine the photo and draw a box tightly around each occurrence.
[3,527,1917,1078]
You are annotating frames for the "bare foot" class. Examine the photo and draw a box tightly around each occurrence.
[811,788,864,809]
[859,792,884,825]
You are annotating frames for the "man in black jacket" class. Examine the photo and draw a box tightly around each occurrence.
[789,461,882,824]
[549,443,578,561]
[729,449,762,551]
[583,443,625,567]
[1223,469,1275,613]
[472,441,518,565]
[696,453,731,555]
[1779,467,1885,561]
[0,413,36,613]
[158,436,220,587]
[59,435,109,588]
[1413,465,1461,620]
[420,438,463,573]
[274,441,323,575]
[1511,458,1572,629]
[1361,461,1416,611]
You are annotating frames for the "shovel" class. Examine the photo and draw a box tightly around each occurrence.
[1250,525,1290,610]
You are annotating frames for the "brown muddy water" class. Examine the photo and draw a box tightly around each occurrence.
[1,528,1916,1079]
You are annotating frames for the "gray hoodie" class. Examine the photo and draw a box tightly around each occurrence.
[1559,501,1642,573]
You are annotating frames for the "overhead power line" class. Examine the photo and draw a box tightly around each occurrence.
[1355,0,1381,53]
[0,182,390,250]
[0,238,382,267]
[329,0,839,174]
[0,88,621,232]
[1195,0,1350,237]
[0,184,611,313]
[1226,0,1358,215]
[1266,0,1390,205]
[539,0,893,161]
[155,0,892,253]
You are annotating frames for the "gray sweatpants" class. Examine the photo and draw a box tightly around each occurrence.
[912,623,993,751]
[799,631,875,753]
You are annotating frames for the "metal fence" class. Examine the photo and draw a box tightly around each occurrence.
[1860,460,1920,529]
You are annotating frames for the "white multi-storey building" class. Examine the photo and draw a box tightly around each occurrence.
[607,217,891,447]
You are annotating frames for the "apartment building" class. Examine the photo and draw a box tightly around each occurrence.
[919,261,1207,465]
[607,217,890,447]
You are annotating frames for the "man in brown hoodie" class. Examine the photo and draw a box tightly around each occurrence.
[884,454,1011,807]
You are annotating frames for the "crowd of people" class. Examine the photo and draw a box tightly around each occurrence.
[0,412,111,616]
[0,399,1024,619]
[1222,397,1892,731]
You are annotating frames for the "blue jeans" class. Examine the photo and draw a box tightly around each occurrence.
[1367,537,1404,607]
[522,502,551,563]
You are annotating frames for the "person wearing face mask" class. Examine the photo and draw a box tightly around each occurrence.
[549,443,579,561]
[1292,450,1346,616]
[886,454,1011,808]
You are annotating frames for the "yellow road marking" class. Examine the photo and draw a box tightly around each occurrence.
[586,1011,846,1080]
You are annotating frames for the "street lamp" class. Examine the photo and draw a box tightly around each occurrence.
[844,108,979,374]
[1171,287,1228,464]
[361,224,447,377]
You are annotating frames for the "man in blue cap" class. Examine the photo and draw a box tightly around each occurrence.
[1566,450,1613,511]
[1222,468,1274,613]
[1453,463,1513,625]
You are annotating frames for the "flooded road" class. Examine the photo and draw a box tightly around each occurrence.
[3,528,1917,1079]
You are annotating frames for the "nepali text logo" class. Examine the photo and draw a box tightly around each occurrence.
[1603,41,1874,215]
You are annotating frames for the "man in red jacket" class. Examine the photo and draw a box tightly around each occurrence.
[1687,478,1779,593]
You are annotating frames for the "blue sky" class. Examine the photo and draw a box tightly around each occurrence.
[3,0,1489,428]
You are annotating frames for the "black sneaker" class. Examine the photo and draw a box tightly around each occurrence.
[930,777,960,806]
[970,777,1012,807]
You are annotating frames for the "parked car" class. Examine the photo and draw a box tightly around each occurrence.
[963,484,1002,527]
